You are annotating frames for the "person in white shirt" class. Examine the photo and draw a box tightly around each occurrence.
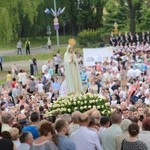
[127,66,135,80]
[21,70,27,86]
[42,63,48,74]
[144,92,150,105]
[134,68,141,77]
[36,80,44,93]
[44,70,51,81]
[17,70,23,83]
[98,116,110,145]
[46,87,53,99]
[70,113,103,150]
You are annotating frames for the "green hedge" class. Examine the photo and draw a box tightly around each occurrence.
[78,28,110,47]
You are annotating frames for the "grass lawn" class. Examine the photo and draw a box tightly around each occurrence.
[0,71,8,85]
[0,35,74,51]
[3,47,82,62]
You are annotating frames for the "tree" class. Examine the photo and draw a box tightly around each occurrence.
[0,7,12,44]
[126,0,142,33]
[136,0,150,31]
[0,0,43,43]
[103,0,129,33]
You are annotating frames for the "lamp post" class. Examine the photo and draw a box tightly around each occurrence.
[53,0,59,47]
[44,1,65,47]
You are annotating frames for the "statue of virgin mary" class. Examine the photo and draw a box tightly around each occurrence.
[64,39,83,96]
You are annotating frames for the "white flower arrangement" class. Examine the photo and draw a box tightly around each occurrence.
[46,93,111,117]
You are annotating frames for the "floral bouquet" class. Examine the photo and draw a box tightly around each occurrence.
[45,93,111,117]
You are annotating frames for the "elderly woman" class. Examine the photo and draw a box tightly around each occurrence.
[115,119,132,150]
[9,127,20,148]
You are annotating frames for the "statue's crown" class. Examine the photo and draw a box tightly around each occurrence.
[68,38,76,47]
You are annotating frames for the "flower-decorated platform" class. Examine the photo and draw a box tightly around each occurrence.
[46,93,111,117]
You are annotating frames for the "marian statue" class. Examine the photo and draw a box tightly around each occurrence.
[64,38,83,96]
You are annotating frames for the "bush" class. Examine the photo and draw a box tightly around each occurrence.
[45,93,111,117]
[78,29,99,46]
[78,28,110,47]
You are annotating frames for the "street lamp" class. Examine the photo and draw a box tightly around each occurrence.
[44,1,65,47]
[47,25,51,38]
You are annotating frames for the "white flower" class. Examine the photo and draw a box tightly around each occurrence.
[84,100,87,104]
[107,110,111,114]
[77,101,80,104]
[105,102,110,106]
[81,102,83,105]
[88,105,91,108]
[97,106,100,109]
[73,102,76,105]
[68,109,71,112]
[93,105,96,108]
[80,107,83,110]
[68,102,71,105]
[95,100,98,102]
[101,105,104,108]
[102,110,105,114]
[89,100,92,104]
[74,107,78,110]
[61,104,64,107]
[92,100,96,103]
[84,106,87,109]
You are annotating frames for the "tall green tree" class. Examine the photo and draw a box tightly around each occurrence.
[103,0,129,33]
[136,0,150,31]
[0,0,43,43]
[0,7,12,44]
[126,0,143,33]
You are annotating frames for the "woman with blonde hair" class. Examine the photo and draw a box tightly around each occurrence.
[9,127,20,148]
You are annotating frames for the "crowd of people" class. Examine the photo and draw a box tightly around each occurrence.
[0,39,150,150]
[110,31,150,47]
